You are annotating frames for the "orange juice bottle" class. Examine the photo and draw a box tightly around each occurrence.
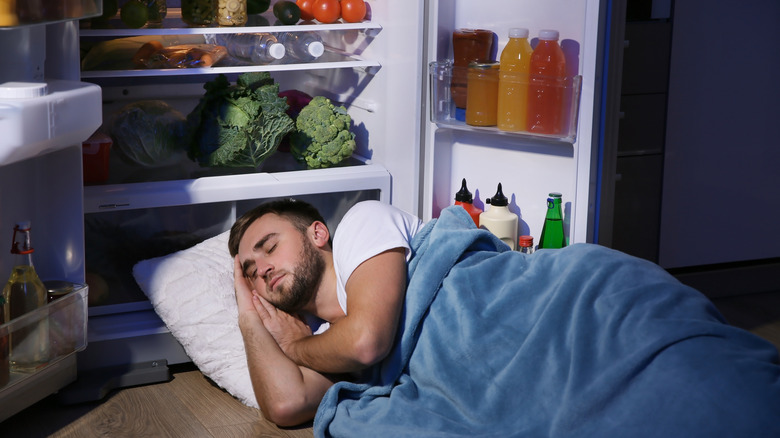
[527,29,567,135]
[497,28,533,132]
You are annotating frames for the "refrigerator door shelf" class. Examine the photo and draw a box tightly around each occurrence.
[0,80,101,166]
[0,0,101,29]
[0,284,88,422]
[429,61,582,144]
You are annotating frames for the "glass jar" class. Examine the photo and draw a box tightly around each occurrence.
[145,0,167,27]
[466,61,500,126]
[217,0,248,26]
[181,0,217,27]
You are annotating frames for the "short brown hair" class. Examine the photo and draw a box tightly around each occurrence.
[228,198,329,257]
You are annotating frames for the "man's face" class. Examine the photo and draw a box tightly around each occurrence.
[237,213,324,313]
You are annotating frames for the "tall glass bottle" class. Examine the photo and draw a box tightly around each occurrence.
[2,221,49,372]
[538,193,567,249]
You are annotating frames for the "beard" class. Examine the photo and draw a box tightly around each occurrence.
[271,236,325,314]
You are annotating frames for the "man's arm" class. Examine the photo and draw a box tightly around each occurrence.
[282,247,408,374]
[234,256,336,427]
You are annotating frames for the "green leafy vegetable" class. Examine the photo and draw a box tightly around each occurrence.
[186,72,295,168]
[289,96,356,169]
[109,100,186,167]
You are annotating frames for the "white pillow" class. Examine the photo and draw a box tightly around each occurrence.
[133,230,258,408]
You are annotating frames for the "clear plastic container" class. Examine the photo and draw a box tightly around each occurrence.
[428,60,582,143]
[0,284,87,392]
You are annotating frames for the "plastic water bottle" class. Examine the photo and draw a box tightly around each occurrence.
[210,33,286,64]
[277,32,325,62]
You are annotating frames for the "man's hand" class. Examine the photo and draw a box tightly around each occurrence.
[252,293,312,358]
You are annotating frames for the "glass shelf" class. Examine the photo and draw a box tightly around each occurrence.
[79,8,382,37]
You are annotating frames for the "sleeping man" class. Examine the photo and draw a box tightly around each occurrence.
[230,198,780,437]
[228,198,423,426]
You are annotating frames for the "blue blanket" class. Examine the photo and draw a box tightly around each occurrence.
[314,206,780,437]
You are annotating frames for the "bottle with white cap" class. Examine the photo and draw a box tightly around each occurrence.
[208,33,286,65]
[527,29,567,135]
[277,32,325,62]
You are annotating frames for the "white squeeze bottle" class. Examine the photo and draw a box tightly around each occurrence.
[479,183,519,250]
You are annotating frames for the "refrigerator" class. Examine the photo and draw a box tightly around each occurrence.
[0,0,609,419]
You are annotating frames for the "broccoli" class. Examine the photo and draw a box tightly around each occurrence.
[289,96,356,169]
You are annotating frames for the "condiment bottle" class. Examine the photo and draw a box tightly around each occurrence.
[466,61,500,126]
[454,178,482,227]
[527,29,567,135]
[2,221,49,372]
[479,183,519,250]
[217,0,247,25]
[518,235,534,254]
[538,192,567,249]
[451,29,495,116]
[497,28,533,132]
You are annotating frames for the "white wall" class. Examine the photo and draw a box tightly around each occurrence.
[659,0,780,269]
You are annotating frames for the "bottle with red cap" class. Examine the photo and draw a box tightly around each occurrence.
[2,221,49,372]
[518,235,534,254]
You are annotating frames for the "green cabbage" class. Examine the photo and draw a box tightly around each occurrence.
[186,72,295,168]
[109,100,186,167]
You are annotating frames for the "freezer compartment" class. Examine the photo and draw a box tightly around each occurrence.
[429,61,581,143]
[0,80,102,166]
[0,0,101,28]
[0,284,88,421]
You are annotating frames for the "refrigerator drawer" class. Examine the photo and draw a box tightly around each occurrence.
[0,284,88,422]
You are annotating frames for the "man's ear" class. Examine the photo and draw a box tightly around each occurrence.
[309,221,331,248]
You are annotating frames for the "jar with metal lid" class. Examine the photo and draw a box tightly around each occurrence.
[466,61,500,126]
[181,0,217,27]
[217,0,247,26]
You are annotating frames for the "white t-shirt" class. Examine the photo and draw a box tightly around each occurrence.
[332,200,424,315]
[307,200,423,334]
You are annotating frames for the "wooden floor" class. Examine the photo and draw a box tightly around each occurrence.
[0,363,313,438]
[1,291,779,438]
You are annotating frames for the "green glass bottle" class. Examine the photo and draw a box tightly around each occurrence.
[538,192,567,249]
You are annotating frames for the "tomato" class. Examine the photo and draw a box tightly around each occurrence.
[296,0,316,21]
[340,0,366,23]
[312,0,340,24]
